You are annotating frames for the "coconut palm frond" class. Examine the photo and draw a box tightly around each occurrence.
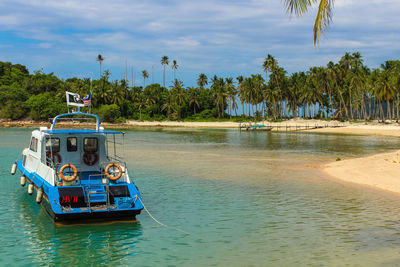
[313,0,334,46]
[282,0,314,16]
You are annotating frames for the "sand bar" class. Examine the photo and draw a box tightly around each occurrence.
[323,150,400,195]
[307,124,400,137]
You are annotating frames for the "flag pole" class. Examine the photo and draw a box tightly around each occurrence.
[90,78,92,114]
[66,91,70,113]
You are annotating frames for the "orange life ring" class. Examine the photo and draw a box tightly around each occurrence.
[82,151,98,166]
[59,164,78,182]
[46,151,61,166]
[105,163,122,181]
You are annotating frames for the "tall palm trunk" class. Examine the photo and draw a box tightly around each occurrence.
[392,100,395,120]
[163,66,166,88]
[397,94,400,122]
[379,99,384,121]
[339,92,349,120]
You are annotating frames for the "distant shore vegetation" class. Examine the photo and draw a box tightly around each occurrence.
[1,52,400,123]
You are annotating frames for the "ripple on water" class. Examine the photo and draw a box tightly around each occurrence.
[1,129,400,265]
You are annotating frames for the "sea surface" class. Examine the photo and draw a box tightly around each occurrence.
[2,128,400,266]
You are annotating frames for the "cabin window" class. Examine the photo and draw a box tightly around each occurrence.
[67,137,77,152]
[45,138,60,153]
[84,138,98,152]
[29,137,38,152]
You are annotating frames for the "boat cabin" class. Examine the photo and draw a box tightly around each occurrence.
[14,112,143,221]
[23,127,129,187]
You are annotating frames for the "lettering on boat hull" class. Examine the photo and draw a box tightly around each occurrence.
[58,187,85,208]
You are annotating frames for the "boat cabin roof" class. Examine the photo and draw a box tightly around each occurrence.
[44,129,123,135]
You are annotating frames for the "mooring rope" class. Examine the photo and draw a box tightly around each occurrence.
[135,195,192,236]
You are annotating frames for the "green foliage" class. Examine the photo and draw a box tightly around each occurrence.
[254,110,262,121]
[0,62,29,87]
[119,99,135,118]
[0,85,29,103]
[1,54,400,123]
[187,109,218,120]
[25,71,62,95]
[0,101,28,120]
[115,117,126,123]
[26,92,66,120]
[99,104,121,123]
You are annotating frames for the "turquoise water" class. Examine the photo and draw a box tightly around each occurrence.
[2,128,400,266]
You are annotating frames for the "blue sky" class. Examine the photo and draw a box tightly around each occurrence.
[0,0,399,87]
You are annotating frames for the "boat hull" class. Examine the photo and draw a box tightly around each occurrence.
[19,161,143,222]
[246,128,272,131]
[27,176,142,222]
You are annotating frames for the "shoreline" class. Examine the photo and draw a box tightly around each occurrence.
[2,118,400,135]
[3,118,400,195]
[323,150,400,195]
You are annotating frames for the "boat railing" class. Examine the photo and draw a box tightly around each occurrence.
[87,173,110,212]
[108,154,124,162]
[50,112,101,131]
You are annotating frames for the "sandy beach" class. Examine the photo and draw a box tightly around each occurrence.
[323,150,400,195]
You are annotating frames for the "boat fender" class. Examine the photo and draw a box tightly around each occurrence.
[20,176,26,187]
[105,163,123,181]
[82,151,98,166]
[11,162,17,175]
[59,164,78,182]
[28,184,34,195]
[36,188,43,204]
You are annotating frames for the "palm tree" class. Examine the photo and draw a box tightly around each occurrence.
[211,75,219,87]
[225,78,237,118]
[263,54,277,79]
[142,70,149,87]
[120,79,129,99]
[376,68,395,120]
[197,73,208,89]
[263,55,286,119]
[98,69,111,104]
[170,79,186,119]
[306,67,326,118]
[210,77,227,118]
[263,83,278,120]
[96,54,104,77]
[161,91,174,118]
[171,60,178,80]
[137,94,146,120]
[282,0,334,45]
[188,87,201,115]
[110,80,123,105]
[287,72,306,118]
[236,75,246,117]
[161,56,169,88]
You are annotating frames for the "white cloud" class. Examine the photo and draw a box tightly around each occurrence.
[0,0,399,86]
[162,37,201,50]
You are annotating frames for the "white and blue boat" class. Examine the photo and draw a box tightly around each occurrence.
[11,112,143,221]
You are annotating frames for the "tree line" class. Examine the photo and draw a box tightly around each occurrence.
[0,52,400,123]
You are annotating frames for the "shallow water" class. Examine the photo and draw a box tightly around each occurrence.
[2,128,400,266]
